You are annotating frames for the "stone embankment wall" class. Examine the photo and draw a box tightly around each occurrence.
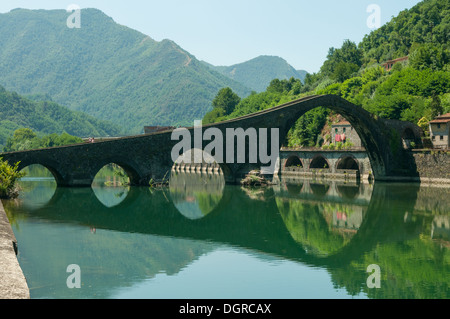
[0,200,30,299]
[413,150,450,184]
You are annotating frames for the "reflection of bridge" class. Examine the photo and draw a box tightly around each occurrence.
[0,95,422,186]
[273,177,373,205]
[8,177,429,271]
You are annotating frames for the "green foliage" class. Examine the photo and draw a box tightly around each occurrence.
[203,87,241,124]
[202,107,226,125]
[360,0,450,64]
[0,86,121,148]
[3,128,83,152]
[409,43,450,71]
[0,157,26,199]
[331,62,360,83]
[267,77,303,94]
[212,88,241,115]
[418,117,430,134]
[430,92,444,118]
[286,108,329,148]
[320,40,363,81]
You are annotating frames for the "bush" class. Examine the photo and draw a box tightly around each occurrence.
[0,158,26,199]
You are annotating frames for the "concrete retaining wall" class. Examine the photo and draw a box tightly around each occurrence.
[0,200,29,299]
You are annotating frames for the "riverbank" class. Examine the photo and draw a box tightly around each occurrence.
[0,199,29,299]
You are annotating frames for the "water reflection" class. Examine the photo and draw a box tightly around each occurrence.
[274,180,372,257]
[92,185,130,208]
[14,179,57,210]
[169,172,225,220]
[2,173,449,299]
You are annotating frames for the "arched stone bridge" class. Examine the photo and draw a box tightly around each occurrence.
[0,95,422,186]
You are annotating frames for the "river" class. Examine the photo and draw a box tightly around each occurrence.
[2,167,449,299]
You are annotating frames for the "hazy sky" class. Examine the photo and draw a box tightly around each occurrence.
[0,0,422,73]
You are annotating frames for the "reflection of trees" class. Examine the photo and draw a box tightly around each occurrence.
[275,180,449,299]
[326,183,450,299]
[277,199,363,256]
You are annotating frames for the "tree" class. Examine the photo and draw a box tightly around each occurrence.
[320,40,363,81]
[331,62,360,83]
[410,44,449,71]
[267,77,302,94]
[0,157,26,199]
[212,87,241,115]
[430,91,443,118]
[3,128,83,152]
[13,128,37,141]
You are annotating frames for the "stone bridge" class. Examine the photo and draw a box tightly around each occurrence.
[0,95,422,186]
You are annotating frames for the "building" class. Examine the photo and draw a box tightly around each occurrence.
[381,56,409,72]
[144,126,176,134]
[331,121,362,148]
[429,113,450,149]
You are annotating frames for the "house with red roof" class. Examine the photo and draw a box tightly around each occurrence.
[429,113,450,149]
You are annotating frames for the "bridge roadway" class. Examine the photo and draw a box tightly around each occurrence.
[0,95,423,186]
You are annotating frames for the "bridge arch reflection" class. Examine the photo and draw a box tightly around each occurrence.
[169,171,225,220]
[16,164,57,210]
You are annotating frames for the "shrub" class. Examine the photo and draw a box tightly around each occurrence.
[0,158,26,199]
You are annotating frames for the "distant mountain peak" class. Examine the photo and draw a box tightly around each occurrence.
[204,55,308,92]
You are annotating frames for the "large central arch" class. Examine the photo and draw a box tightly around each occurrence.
[207,95,415,181]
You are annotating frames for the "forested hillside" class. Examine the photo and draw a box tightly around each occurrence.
[203,0,450,148]
[0,85,120,149]
[204,56,307,92]
[0,8,250,133]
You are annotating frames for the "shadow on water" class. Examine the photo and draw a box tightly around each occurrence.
[3,171,449,299]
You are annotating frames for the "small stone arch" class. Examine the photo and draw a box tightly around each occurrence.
[18,161,65,186]
[92,160,143,186]
[336,155,360,171]
[401,127,418,149]
[284,155,303,169]
[310,155,330,169]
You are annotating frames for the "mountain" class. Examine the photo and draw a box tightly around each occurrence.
[204,56,308,92]
[0,85,121,148]
[0,8,251,134]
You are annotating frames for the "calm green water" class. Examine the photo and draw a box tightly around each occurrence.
[2,170,450,299]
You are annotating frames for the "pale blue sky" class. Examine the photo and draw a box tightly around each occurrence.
[0,0,422,73]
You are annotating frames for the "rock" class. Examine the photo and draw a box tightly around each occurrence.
[240,170,273,187]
